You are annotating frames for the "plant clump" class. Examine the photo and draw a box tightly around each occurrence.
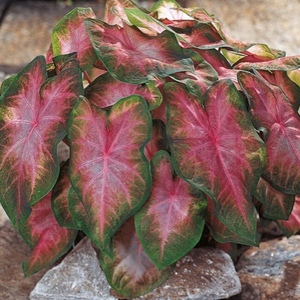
[0,0,300,297]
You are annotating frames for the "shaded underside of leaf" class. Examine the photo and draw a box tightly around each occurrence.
[85,19,194,84]
[51,160,79,229]
[165,80,265,243]
[136,150,207,269]
[99,217,173,298]
[255,177,295,220]
[68,95,152,249]
[238,71,300,194]
[84,72,162,110]
[276,195,300,237]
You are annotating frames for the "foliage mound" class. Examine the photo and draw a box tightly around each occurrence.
[1,0,300,297]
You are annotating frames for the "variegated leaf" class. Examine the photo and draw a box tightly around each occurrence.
[165,80,265,244]
[68,95,152,249]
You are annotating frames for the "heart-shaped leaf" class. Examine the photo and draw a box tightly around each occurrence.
[135,150,206,269]
[0,56,82,229]
[21,191,77,277]
[238,71,300,194]
[100,217,173,298]
[85,19,194,84]
[52,7,98,70]
[68,95,152,249]
[165,80,265,244]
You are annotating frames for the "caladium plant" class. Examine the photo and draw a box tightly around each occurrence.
[1,0,300,297]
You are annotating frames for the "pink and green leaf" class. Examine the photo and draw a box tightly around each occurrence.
[21,191,77,277]
[135,150,207,269]
[165,80,265,244]
[0,56,82,229]
[255,177,295,220]
[84,72,162,110]
[52,7,98,71]
[85,19,194,84]
[99,217,173,298]
[276,195,300,237]
[238,71,300,194]
[68,95,152,250]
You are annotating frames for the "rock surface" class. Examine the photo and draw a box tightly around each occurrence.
[139,247,241,300]
[236,235,300,300]
[30,238,116,300]
[30,237,241,300]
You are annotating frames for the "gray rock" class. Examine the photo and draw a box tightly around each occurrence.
[138,247,241,300]
[236,235,300,300]
[29,238,117,300]
[31,238,241,300]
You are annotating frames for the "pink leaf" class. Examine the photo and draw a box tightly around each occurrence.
[277,195,300,237]
[21,191,77,276]
[52,7,98,70]
[238,71,300,193]
[135,151,207,269]
[165,80,265,243]
[0,56,82,229]
[85,19,194,84]
[99,217,173,298]
[68,96,152,249]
